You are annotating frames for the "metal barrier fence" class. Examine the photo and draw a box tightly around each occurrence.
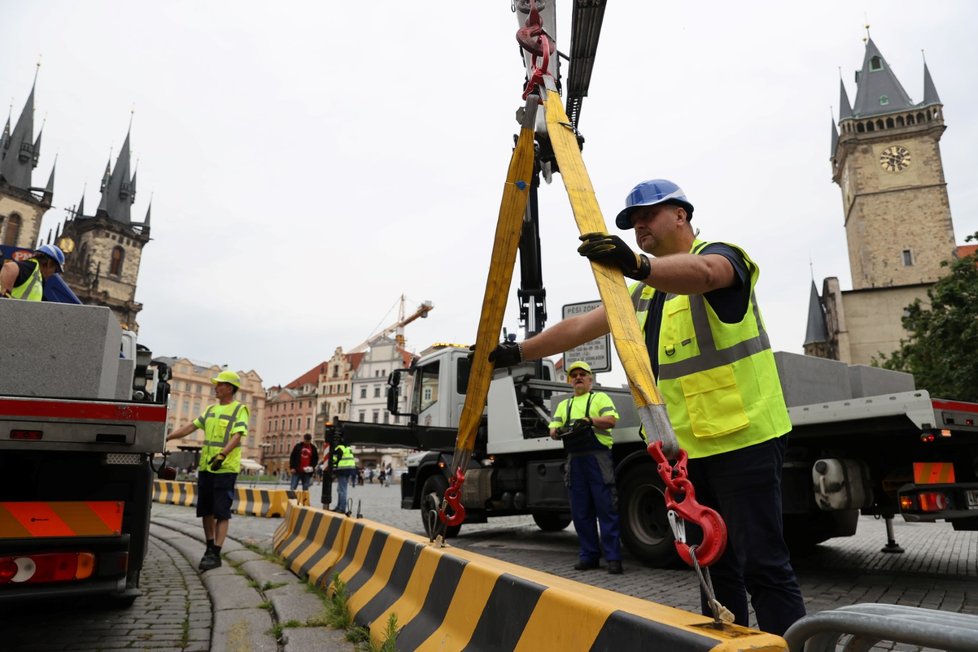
[784,603,978,651]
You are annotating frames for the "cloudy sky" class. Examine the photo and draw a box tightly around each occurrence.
[3,1,977,388]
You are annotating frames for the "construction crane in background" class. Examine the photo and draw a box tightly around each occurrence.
[348,295,434,353]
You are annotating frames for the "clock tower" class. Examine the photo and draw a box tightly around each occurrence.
[831,37,956,289]
[810,35,962,364]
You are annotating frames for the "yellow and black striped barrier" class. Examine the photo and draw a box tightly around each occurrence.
[153,480,197,507]
[234,487,309,518]
[152,480,309,518]
[272,501,786,651]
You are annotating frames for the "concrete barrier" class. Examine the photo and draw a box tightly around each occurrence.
[272,501,787,651]
[153,480,196,507]
[153,480,309,517]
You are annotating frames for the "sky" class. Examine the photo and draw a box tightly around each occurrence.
[2,1,977,388]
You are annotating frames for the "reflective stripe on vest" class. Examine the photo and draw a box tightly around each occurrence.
[630,239,790,458]
[335,445,355,469]
[11,260,42,301]
[560,392,614,448]
[200,403,246,448]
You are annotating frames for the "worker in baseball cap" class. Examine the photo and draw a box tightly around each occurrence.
[167,367,249,572]
[0,243,65,300]
[548,360,623,574]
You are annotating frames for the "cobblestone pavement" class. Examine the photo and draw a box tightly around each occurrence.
[165,480,978,620]
[4,531,212,651]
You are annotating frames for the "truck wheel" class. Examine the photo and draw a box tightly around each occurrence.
[618,463,678,567]
[532,512,571,532]
[421,474,461,539]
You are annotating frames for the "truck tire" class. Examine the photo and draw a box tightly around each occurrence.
[532,512,572,532]
[618,463,678,567]
[421,474,461,539]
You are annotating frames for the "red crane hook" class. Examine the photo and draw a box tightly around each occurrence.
[648,441,728,568]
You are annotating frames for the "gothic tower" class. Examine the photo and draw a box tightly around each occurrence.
[830,37,956,289]
[0,72,56,252]
[810,34,960,364]
[60,126,151,331]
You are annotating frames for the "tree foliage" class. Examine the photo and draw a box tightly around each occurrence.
[877,232,978,402]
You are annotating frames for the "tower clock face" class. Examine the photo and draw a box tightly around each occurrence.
[880,145,911,173]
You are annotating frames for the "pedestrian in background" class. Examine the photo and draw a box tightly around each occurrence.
[488,179,806,635]
[166,369,249,572]
[549,361,623,574]
[288,433,318,491]
[332,437,357,513]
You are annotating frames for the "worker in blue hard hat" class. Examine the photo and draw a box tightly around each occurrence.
[486,178,806,636]
[0,243,65,300]
[167,368,250,572]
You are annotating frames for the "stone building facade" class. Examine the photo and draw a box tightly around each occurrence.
[59,128,152,331]
[262,384,318,476]
[806,35,963,364]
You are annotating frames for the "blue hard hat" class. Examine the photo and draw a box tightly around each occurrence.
[615,179,694,229]
[35,244,65,272]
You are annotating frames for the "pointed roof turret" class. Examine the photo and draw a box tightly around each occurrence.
[852,38,914,117]
[1,109,10,151]
[804,280,829,346]
[830,118,839,158]
[922,61,941,106]
[42,155,56,204]
[96,127,136,224]
[141,199,152,236]
[838,78,852,120]
[0,73,39,190]
[76,190,86,219]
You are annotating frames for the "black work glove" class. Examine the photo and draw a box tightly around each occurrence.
[487,341,523,368]
[569,418,593,433]
[577,232,651,281]
[209,453,226,472]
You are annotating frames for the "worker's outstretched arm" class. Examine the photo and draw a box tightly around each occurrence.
[167,422,198,441]
[490,307,610,367]
[578,233,735,295]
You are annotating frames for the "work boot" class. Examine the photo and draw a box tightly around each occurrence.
[199,551,222,572]
[607,560,623,575]
[573,559,599,571]
[197,549,214,570]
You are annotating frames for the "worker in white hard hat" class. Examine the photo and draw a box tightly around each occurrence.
[167,369,250,572]
[0,244,65,300]
[487,179,806,635]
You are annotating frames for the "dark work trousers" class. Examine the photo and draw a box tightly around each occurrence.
[685,435,806,636]
[567,449,621,563]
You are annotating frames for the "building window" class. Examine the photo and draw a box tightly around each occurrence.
[358,411,365,422]
[373,386,381,398]
[870,56,882,71]
[372,410,380,423]
[109,246,125,276]
[383,412,389,424]
[879,95,889,106]
[902,249,914,266]
[3,214,21,246]
[360,386,367,399]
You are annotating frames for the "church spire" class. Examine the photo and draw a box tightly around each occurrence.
[838,77,852,120]
[922,60,941,106]
[0,70,39,190]
[96,126,136,224]
[803,280,828,348]
[43,154,56,205]
[852,37,914,117]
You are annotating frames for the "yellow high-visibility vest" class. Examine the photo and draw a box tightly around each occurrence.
[630,239,790,458]
[11,259,42,301]
[194,401,250,473]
